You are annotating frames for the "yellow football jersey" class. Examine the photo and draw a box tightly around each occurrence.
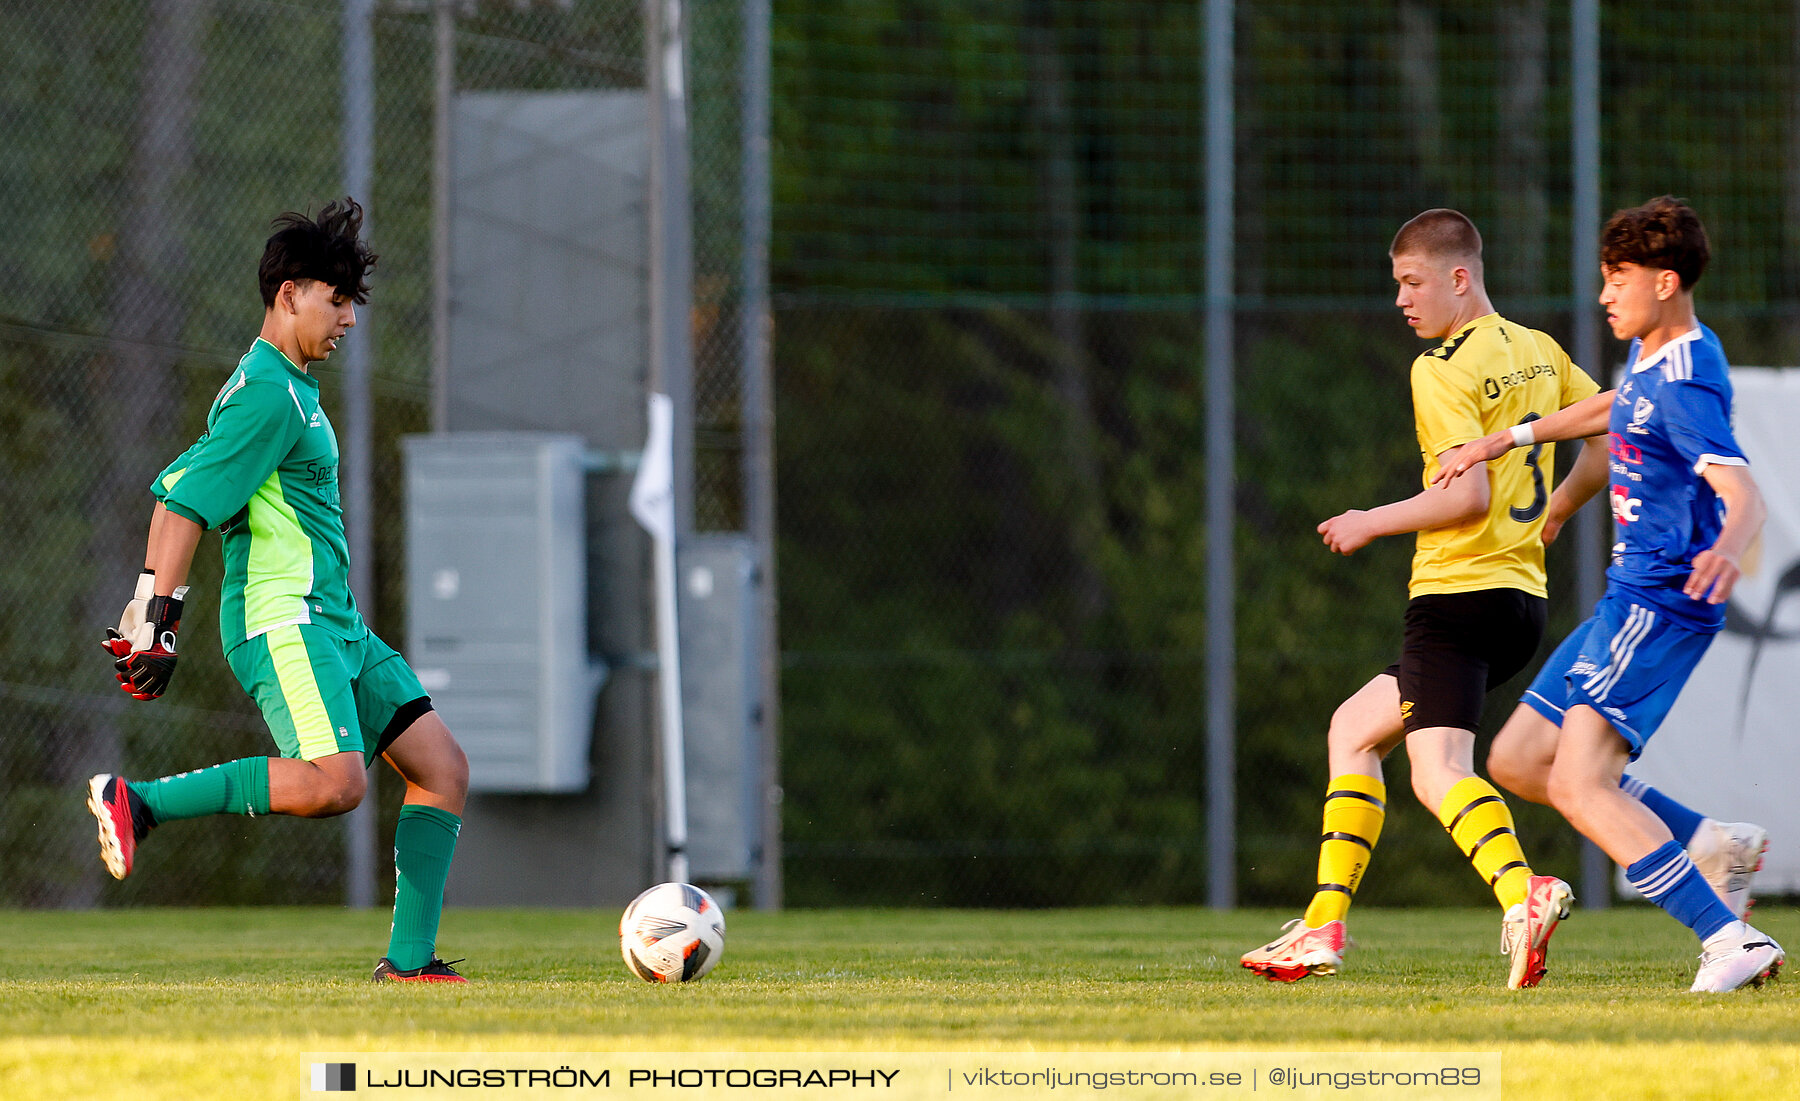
[1408,312,1601,598]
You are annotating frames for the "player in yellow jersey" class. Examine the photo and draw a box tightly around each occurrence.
[1241,209,1603,988]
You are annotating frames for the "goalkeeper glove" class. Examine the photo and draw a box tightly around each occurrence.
[102,571,157,660]
[113,587,187,701]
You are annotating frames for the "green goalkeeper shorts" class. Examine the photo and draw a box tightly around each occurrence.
[225,623,431,764]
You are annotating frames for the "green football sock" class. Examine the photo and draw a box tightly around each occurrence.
[128,757,271,823]
[387,804,462,971]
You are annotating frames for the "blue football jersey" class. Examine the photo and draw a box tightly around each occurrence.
[1605,322,1748,630]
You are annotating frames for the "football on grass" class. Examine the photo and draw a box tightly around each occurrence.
[619,882,726,982]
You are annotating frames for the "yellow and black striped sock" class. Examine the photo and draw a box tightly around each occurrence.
[1438,776,1532,911]
[1302,774,1386,927]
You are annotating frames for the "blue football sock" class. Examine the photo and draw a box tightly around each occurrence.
[1626,840,1735,942]
[1619,774,1704,847]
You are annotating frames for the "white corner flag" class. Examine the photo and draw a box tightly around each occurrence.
[629,392,675,541]
[629,393,689,883]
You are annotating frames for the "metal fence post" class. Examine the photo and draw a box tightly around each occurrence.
[1203,0,1236,911]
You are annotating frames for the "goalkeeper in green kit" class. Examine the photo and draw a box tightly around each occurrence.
[89,199,472,983]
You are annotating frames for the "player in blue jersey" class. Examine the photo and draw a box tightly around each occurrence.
[86,200,473,983]
[1437,197,1782,992]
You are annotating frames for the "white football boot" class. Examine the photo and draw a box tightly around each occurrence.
[1687,819,1768,919]
[1500,875,1573,989]
[1691,922,1784,993]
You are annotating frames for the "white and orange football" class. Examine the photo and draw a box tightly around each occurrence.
[619,882,726,983]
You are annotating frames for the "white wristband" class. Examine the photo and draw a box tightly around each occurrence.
[1510,423,1536,448]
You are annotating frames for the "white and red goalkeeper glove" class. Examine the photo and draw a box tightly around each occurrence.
[101,571,157,661]
[111,586,187,701]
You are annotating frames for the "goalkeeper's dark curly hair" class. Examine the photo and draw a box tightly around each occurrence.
[1600,196,1709,290]
[258,197,378,307]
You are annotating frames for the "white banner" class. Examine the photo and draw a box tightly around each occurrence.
[1628,366,1800,893]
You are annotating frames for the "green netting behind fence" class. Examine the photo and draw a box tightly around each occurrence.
[768,1,1800,907]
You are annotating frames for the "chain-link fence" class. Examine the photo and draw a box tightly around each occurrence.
[0,0,763,907]
[5,1,1798,911]
[771,1,1800,907]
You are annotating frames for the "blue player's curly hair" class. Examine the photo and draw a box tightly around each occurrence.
[257,197,378,307]
[1601,196,1709,290]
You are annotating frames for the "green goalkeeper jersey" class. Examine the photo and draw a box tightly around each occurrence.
[154,338,366,650]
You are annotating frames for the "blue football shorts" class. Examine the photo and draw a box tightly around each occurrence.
[1522,590,1717,759]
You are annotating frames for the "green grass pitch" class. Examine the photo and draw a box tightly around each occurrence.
[2,905,1796,1099]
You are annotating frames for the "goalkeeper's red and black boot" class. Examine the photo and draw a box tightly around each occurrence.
[372,957,469,984]
[87,774,156,880]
